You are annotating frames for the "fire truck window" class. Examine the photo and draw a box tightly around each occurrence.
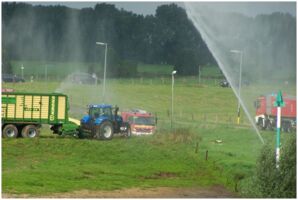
[128,116,134,123]
[254,100,260,109]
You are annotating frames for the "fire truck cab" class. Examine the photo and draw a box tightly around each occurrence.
[254,93,296,132]
[121,109,156,135]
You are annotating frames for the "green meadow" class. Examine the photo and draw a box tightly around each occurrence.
[2,74,292,196]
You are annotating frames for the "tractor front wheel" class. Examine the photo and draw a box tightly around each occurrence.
[98,121,114,140]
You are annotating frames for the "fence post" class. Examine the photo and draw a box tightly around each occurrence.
[205,150,208,161]
[195,142,199,153]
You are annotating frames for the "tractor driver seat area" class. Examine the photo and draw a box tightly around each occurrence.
[94,112,100,118]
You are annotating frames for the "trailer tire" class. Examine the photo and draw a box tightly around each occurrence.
[3,124,18,138]
[21,125,40,138]
[99,121,114,140]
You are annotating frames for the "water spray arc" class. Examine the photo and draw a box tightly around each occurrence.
[184,3,268,144]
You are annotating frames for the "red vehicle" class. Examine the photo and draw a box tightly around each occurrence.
[254,93,296,132]
[121,109,156,135]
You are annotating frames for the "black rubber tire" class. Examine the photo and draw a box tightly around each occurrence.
[266,120,274,131]
[21,125,40,138]
[78,128,85,139]
[99,121,114,140]
[257,118,266,130]
[3,124,18,138]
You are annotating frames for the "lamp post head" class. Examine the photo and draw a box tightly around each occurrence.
[96,42,107,46]
[230,49,242,54]
[172,70,177,75]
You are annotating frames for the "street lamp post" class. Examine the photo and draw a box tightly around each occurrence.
[171,70,177,130]
[21,64,24,79]
[96,41,108,102]
[230,50,243,125]
[45,65,48,81]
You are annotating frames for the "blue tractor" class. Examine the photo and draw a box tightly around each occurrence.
[79,104,131,140]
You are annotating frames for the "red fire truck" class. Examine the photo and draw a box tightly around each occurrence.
[121,109,156,135]
[254,93,296,132]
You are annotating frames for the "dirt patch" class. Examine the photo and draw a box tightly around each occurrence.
[141,172,178,179]
[3,186,238,198]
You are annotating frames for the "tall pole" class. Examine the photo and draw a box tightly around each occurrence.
[21,64,24,79]
[274,91,285,169]
[198,65,201,84]
[96,42,108,103]
[103,43,108,102]
[171,71,177,130]
[237,51,243,125]
[230,49,243,125]
[45,65,48,81]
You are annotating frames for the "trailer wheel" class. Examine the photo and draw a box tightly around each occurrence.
[99,121,114,140]
[21,125,40,138]
[3,124,18,138]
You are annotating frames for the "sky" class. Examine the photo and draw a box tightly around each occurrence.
[27,1,296,17]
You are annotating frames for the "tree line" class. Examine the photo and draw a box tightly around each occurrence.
[2,2,296,77]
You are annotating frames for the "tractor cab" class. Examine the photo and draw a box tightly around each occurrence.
[82,104,122,125]
[79,104,129,140]
[89,104,113,121]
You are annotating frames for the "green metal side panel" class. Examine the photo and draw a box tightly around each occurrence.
[2,96,16,104]
[2,92,70,125]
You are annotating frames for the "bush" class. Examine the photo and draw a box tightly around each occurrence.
[240,135,296,198]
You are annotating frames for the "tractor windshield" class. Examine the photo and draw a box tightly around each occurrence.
[90,107,112,118]
[129,116,155,126]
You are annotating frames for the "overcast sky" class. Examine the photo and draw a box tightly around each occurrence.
[28,1,296,17]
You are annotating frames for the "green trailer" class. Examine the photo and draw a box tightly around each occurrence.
[1,92,79,138]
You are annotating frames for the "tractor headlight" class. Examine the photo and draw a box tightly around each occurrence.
[120,127,127,131]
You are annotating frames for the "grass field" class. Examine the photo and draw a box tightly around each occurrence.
[10,61,223,81]
[11,61,175,80]
[1,79,292,197]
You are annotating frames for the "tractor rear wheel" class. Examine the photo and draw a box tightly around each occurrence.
[21,125,40,138]
[99,121,114,140]
[2,124,18,138]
